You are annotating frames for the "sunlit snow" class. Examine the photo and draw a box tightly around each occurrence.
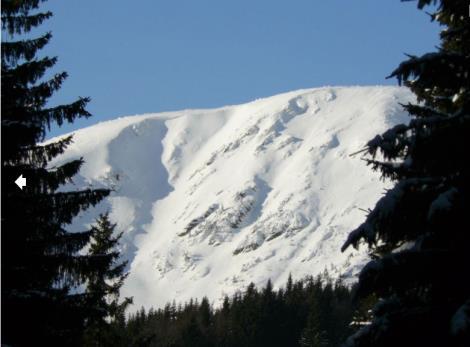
[48,86,414,310]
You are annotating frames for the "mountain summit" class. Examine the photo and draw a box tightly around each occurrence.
[49,86,414,309]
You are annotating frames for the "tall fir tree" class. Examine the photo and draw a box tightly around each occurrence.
[83,213,133,347]
[342,1,470,346]
[1,0,110,345]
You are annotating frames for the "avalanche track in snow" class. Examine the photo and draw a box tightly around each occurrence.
[49,86,414,310]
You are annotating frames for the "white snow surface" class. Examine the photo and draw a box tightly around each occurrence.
[48,86,414,310]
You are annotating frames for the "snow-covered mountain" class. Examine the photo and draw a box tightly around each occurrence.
[49,86,414,310]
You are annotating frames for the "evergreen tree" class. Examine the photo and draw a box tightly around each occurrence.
[342,1,470,346]
[83,213,133,346]
[116,274,355,347]
[1,1,110,345]
[299,309,328,347]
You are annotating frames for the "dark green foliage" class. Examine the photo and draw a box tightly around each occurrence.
[342,1,470,346]
[112,275,360,347]
[83,213,133,347]
[1,0,111,345]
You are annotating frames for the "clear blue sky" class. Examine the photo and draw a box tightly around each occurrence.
[38,0,440,138]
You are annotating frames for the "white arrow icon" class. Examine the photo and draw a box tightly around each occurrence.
[15,174,26,190]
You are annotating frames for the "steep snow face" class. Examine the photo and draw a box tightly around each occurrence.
[49,86,414,310]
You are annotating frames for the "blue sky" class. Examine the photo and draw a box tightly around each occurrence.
[38,0,440,138]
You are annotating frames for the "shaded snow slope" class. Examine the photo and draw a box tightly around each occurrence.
[49,86,414,310]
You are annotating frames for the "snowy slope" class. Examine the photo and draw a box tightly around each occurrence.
[49,86,414,310]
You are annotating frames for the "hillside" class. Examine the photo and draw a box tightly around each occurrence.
[48,86,414,309]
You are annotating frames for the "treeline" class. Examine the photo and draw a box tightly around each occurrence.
[105,274,366,347]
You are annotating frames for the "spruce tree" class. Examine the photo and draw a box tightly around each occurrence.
[342,1,470,346]
[83,213,132,347]
[1,0,110,345]
[299,300,328,347]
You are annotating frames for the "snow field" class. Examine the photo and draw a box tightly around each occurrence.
[49,86,414,310]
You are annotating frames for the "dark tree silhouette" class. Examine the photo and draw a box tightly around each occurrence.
[2,1,110,345]
[83,213,132,346]
[111,275,357,347]
[342,1,470,346]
